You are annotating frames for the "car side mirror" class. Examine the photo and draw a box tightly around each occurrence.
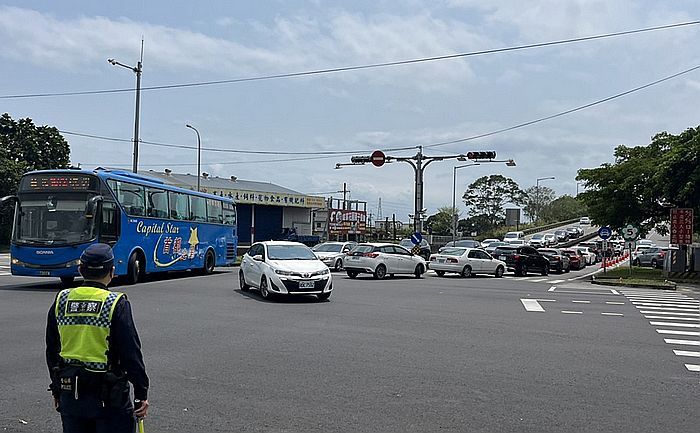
[253,254,263,262]
[85,195,104,218]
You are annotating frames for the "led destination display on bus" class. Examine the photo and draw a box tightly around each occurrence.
[20,174,95,191]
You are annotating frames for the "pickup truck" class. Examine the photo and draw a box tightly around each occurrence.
[492,245,550,277]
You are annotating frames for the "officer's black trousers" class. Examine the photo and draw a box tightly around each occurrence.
[61,411,135,433]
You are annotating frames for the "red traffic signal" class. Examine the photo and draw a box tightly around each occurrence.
[466,151,496,160]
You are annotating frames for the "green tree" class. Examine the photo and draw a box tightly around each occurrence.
[0,113,71,243]
[462,175,525,231]
[577,126,700,235]
[522,185,555,222]
[540,195,587,222]
[425,206,459,235]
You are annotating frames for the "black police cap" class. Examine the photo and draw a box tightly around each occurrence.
[80,243,115,270]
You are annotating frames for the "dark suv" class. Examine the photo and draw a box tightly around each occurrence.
[493,245,550,276]
[537,248,571,274]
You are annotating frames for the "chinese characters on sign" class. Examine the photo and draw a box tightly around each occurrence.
[670,208,694,245]
[200,188,325,208]
[328,209,367,235]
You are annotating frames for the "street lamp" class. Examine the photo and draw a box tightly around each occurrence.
[452,159,517,242]
[185,124,201,192]
[108,58,142,173]
[534,176,556,222]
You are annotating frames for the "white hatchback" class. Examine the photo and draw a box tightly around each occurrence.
[429,247,506,278]
[344,243,427,279]
[239,241,333,301]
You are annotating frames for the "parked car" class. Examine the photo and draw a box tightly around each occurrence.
[543,233,557,246]
[239,241,333,301]
[493,245,550,276]
[554,229,569,243]
[537,248,571,273]
[633,246,667,268]
[579,216,591,225]
[345,243,427,279]
[311,241,357,271]
[429,247,506,278]
[485,241,508,254]
[503,231,525,244]
[440,239,481,251]
[576,247,597,265]
[480,238,501,249]
[560,248,585,270]
[529,233,549,248]
[399,238,432,261]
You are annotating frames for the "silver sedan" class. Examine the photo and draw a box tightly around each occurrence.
[429,247,506,278]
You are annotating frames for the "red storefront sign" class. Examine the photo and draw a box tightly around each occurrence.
[670,208,694,245]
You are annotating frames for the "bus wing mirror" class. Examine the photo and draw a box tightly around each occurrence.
[86,195,104,218]
[0,195,18,206]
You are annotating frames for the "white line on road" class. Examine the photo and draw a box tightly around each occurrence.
[561,310,583,314]
[640,310,699,316]
[673,350,700,357]
[664,339,700,346]
[650,321,700,328]
[645,315,699,321]
[520,299,545,312]
[657,329,700,336]
[685,364,700,372]
[610,289,619,295]
[633,302,699,308]
[605,302,625,305]
[530,278,548,282]
[637,306,699,312]
[0,272,10,276]
[572,300,591,304]
[601,312,624,316]
[549,279,565,284]
[548,286,556,292]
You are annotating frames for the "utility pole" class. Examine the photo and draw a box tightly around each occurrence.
[392,213,397,241]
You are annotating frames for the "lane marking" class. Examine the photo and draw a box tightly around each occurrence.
[657,329,700,336]
[548,286,556,292]
[645,315,699,321]
[649,321,700,328]
[664,339,700,346]
[572,300,590,304]
[673,350,700,357]
[686,364,700,372]
[637,306,699,312]
[561,310,583,314]
[601,312,624,316]
[606,301,625,305]
[610,289,620,295]
[640,310,699,317]
[632,302,699,308]
[520,299,545,312]
[549,279,565,284]
[530,278,548,282]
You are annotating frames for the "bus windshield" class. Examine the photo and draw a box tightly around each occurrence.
[15,193,96,246]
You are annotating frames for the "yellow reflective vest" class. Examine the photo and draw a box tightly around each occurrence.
[55,286,124,372]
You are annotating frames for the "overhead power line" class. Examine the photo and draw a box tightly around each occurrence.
[422,63,700,149]
[2,20,698,100]
[81,154,343,168]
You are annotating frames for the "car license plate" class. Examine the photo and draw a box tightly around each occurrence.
[499,256,506,261]
[39,271,51,276]
[438,258,445,263]
[299,280,315,289]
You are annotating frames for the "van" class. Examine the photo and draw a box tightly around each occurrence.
[503,231,525,244]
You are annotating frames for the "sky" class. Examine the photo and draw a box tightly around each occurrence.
[2,1,700,223]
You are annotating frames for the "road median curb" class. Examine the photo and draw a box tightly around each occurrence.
[590,276,677,290]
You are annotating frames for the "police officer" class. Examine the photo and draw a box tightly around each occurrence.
[46,243,150,432]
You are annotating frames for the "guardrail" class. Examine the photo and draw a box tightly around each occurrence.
[557,231,598,248]
[521,217,582,236]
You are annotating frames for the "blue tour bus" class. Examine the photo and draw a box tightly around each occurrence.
[2,168,237,285]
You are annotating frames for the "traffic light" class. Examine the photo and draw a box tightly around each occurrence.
[351,155,372,164]
[466,151,496,160]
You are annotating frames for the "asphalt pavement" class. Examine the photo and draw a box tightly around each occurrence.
[0,264,697,432]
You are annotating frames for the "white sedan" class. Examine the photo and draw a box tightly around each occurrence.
[429,247,506,278]
[576,246,597,265]
[239,241,333,301]
[344,243,427,279]
[312,241,356,271]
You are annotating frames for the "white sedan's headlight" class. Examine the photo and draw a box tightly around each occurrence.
[274,269,293,276]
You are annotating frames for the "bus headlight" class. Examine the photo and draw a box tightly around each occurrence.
[65,259,81,268]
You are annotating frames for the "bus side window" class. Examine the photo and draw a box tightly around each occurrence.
[108,180,145,216]
[189,196,207,222]
[207,199,223,224]
[146,187,169,218]
[223,203,236,225]
[168,192,188,220]
[100,202,119,243]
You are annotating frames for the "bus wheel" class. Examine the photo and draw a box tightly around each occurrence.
[60,276,75,287]
[203,250,215,275]
[127,252,144,285]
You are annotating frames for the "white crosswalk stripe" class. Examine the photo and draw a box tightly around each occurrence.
[621,289,700,375]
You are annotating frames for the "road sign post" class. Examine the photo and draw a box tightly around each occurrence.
[621,224,639,277]
[598,226,613,274]
[411,232,422,245]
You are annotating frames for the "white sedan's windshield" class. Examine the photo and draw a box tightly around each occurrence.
[267,245,318,260]
[312,243,343,253]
